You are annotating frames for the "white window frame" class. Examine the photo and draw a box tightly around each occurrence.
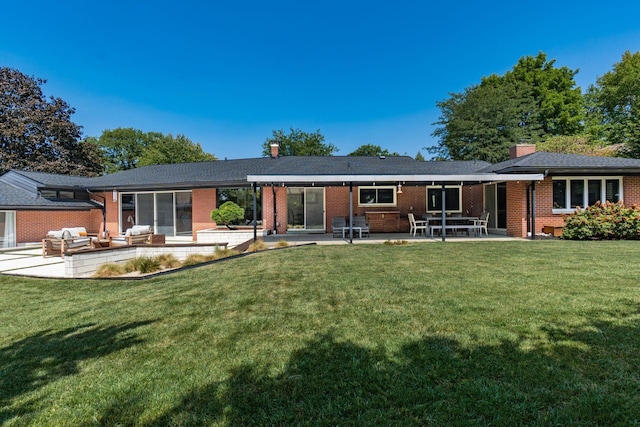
[357,186,397,207]
[552,176,623,214]
[0,210,16,248]
[426,185,463,213]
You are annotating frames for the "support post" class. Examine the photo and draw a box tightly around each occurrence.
[253,183,257,242]
[441,184,446,242]
[349,182,353,244]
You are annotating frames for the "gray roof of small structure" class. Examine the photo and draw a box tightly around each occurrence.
[0,179,97,209]
[483,152,640,174]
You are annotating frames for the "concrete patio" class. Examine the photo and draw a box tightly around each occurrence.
[0,232,519,279]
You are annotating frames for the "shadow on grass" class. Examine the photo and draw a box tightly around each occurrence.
[141,306,640,426]
[0,321,154,423]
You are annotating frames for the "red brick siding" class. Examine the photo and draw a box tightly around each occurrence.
[506,176,640,238]
[16,210,96,244]
[192,188,217,239]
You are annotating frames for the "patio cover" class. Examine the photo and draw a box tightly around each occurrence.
[247,171,544,242]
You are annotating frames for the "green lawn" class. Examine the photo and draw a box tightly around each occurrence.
[1,240,639,426]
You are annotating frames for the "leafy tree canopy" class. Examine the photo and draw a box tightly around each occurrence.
[536,135,619,157]
[0,67,102,176]
[586,51,640,157]
[430,52,582,162]
[262,128,338,156]
[414,151,426,161]
[138,133,217,167]
[348,144,399,156]
[96,128,216,173]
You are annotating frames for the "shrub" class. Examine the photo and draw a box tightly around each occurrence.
[154,253,181,269]
[247,239,268,252]
[123,256,161,274]
[211,247,239,260]
[182,254,208,267]
[562,201,640,240]
[210,201,245,228]
[93,263,125,278]
[274,239,289,248]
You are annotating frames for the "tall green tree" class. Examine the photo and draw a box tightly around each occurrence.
[96,128,216,172]
[0,67,102,176]
[262,128,338,156]
[430,52,582,162]
[506,52,584,136]
[98,128,148,173]
[586,51,640,157]
[431,78,541,162]
[138,133,216,166]
[348,144,399,156]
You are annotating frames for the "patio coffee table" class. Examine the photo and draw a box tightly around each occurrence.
[342,227,362,239]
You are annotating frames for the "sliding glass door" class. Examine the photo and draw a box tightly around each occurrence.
[0,211,16,248]
[287,188,325,231]
[120,191,191,237]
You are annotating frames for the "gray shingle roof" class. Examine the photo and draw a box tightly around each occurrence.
[88,158,276,190]
[483,152,640,174]
[0,180,97,209]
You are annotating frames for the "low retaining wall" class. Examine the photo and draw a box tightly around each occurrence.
[64,243,226,278]
[196,228,268,248]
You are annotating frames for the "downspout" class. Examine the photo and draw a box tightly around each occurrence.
[272,183,277,234]
[441,184,446,242]
[531,181,536,240]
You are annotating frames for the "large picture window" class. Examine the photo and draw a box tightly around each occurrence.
[358,186,396,206]
[552,177,621,212]
[217,187,262,224]
[426,186,462,213]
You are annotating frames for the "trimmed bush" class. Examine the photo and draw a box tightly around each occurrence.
[562,201,640,240]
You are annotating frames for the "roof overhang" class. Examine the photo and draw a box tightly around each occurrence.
[247,173,544,185]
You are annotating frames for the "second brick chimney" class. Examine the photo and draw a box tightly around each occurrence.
[270,141,280,158]
[510,143,536,159]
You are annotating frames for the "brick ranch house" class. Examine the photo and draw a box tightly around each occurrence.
[2,143,640,247]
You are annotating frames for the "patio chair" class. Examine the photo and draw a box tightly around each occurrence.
[42,227,92,258]
[474,212,490,236]
[408,213,428,237]
[352,216,370,238]
[110,225,154,246]
[331,217,347,238]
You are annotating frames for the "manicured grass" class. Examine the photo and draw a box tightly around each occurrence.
[1,240,639,425]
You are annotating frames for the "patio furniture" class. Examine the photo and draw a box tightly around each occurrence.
[408,213,428,236]
[352,216,370,237]
[110,225,154,246]
[474,212,490,237]
[428,216,482,237]
[331,217,347,238]
[42,227,92,258]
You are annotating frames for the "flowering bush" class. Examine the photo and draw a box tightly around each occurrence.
[562,201,640,240]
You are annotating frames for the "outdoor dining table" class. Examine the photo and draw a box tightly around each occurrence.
[425,216,481,237]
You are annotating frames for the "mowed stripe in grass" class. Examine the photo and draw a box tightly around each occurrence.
[0,240,639,425]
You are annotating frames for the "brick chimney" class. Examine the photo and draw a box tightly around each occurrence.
[510,143,536,159]
[270,141,280,158]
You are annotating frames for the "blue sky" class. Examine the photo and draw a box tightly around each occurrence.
[2,1,640,160]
